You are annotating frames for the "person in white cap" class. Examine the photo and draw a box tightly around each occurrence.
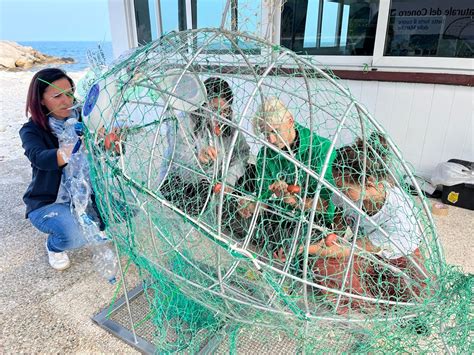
[235,97,336,255]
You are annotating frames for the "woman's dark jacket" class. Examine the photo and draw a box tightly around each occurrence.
[19,120,63,217]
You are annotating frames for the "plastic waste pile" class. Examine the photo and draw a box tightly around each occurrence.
[58,117,118,283]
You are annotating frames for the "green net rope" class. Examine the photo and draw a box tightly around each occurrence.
[81,28,472,353]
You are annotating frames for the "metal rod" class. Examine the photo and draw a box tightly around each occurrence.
[102,160,139,344]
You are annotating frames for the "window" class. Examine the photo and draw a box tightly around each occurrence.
[160,0,182,34]
[195,0,227,28]
[124,0,471,72]
[133,0,183,44]
[134,0,153,44]
[132,0,260,52]
[385,0,473,58]
[281,0,379,55]
[192,0,261,54]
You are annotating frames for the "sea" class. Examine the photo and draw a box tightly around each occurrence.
[18,41,114,72]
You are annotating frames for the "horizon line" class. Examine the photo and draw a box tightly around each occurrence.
[14,40,112,43]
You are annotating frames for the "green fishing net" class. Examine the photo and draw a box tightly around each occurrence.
[81,27,472,353]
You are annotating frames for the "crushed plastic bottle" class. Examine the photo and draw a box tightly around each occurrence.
[91,239,119,284]
[56,114,118,283]
[79,213,101,242]
[80,213,118,284]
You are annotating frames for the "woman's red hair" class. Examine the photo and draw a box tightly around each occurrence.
[25,68,75,131]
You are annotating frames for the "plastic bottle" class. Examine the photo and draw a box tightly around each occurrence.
[91,241,119,284]
[56,116,118,283]
[79,213,101,242]
[80,213,118,284]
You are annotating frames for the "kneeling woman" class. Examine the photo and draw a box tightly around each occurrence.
[20,68,102,271]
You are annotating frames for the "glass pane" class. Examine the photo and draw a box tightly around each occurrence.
[237,1,260,34]
[281,0,379,56]
[194,0,260,34]
[340,4,350,46]
[134,0,152,45]
[148,0,159,40]
[161,0,180,34]
[193,0,260,53]
[320,0,338,47]
[303,0,319,47]
[196,0,226,28]
[385,0,473,58]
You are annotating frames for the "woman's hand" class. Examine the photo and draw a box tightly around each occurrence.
[269,182,305,208]
[213,182,232,194]
[57,143,74,166]
[283,194,298,206]
[198,146,217,164]
[296,197,328,211]
[298,239,324,255]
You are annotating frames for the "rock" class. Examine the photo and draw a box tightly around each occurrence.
[0,56,16,69]
[15,55,34,68]
[0,41,75,70]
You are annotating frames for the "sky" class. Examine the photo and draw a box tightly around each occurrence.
[0,0,111,42]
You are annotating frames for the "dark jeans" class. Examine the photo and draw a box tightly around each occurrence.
[221,164,304,256]
[160,175,211,216]
[159,164,257,219]
[224,165,334,275]
[161,165,320,262]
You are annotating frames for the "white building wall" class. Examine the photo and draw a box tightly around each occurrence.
[108,0,137,58]
[340,80,473,176]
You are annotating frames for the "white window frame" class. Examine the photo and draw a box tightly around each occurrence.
[116,0,473,73]
[108,0,139,56]
[371,0,473,73]
[270,0,376,69]
[154,0,163,38]
[271,0,473,73]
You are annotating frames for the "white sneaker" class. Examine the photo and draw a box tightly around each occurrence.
[45,241,71,271]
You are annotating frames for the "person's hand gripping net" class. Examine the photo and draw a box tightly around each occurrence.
[198,146,218,164]
[269,180,301,207]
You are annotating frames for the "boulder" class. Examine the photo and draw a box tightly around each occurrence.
[0,40,75,70]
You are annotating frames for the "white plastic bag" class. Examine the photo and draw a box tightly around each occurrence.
[431,162,474,186]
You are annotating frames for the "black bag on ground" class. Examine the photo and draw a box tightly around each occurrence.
[441,159,474,210]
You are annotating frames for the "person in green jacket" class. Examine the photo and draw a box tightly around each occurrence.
[255,98,335,217]
[237,97,336,256]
